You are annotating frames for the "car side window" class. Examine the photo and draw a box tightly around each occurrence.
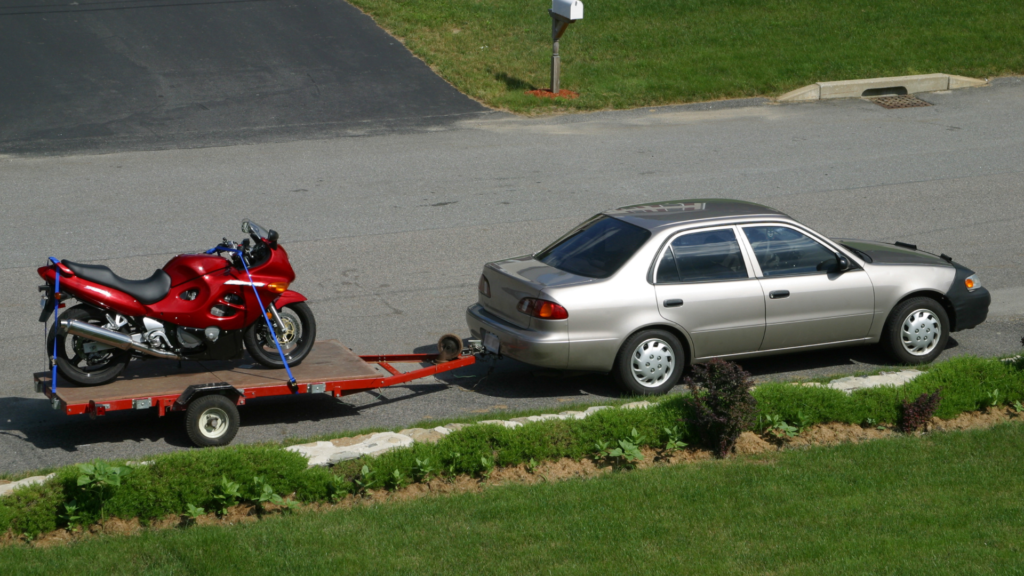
[656,228,748,283]
[742,226,839,277]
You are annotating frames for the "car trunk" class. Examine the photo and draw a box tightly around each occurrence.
[479,255,591,329]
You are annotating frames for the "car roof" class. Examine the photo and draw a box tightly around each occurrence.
[603,198,791,231]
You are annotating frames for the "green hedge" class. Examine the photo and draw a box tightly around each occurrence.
[752,356,1024,427]
[2,355,1022,538]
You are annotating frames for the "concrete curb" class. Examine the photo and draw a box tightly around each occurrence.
[778,73,987,102]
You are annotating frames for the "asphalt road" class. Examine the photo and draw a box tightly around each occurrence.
[2,80,1023,474]
[0,0,490,155]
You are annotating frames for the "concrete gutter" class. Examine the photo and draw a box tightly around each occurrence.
[778,73,987,102]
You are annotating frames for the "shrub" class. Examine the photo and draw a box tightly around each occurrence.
[900,389,943,433]
[683,359,758,457]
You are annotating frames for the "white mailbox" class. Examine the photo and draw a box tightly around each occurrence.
[551,0,583,21]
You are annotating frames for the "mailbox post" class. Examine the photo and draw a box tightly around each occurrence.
[549,0,582,94]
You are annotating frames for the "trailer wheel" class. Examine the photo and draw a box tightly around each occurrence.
[186,394,240,447]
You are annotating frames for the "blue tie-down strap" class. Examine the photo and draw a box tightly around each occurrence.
[209,245,296,385]
[48,257,60,395]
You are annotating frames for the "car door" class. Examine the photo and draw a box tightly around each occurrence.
[739,224,875,351]
[654,226,766,359]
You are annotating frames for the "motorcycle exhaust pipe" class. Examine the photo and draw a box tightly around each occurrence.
[60,319,181,360]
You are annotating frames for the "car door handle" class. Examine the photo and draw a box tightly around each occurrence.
[663,299,684,308]
[769,290,790,299]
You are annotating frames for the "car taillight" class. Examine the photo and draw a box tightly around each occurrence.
[517,297,568,320]
[478,275,490,298]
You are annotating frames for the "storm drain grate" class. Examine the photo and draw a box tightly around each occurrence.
[870,95,932,109]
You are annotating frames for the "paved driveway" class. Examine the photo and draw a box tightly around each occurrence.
[0,0,490,154]
[2,78,1023,474]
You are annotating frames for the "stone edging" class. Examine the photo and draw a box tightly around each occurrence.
[285,402,655,467]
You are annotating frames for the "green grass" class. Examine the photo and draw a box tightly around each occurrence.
[347,0,1024,112]
[3,423,1023,575]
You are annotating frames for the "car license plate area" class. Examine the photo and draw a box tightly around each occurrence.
[483,331,501,354]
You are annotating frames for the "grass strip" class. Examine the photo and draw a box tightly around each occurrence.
[347,0,1024,113]
[3,423,1023,575]
[2,355,1021,537]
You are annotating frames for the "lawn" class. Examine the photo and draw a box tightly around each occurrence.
[346,0,1024,112]
[4,423,1023,575]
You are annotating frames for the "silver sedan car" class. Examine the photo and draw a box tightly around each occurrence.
[466,199,990,395]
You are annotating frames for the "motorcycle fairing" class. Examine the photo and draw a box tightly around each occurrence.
[37,242,297,334]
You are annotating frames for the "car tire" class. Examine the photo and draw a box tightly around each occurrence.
[881,297,949,365]
[613,329,685,396]
[186,394,240,447]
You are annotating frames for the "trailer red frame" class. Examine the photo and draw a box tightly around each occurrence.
[34,340,477,446]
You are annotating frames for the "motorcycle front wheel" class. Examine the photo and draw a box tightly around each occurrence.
[243,302,316,369]
[47,304,132,387]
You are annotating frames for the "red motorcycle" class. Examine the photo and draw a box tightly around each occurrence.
[38,220,316,387]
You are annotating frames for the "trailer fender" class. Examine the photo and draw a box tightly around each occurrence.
[174,382,243,410]
[273,290,307,309]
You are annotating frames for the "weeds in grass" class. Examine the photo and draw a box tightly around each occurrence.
[252,476,296,513]
[795,411,813,433]
[594,429,645,469]
[59,501,81,532]
[479,457,495,480]
[385,469,408,491]
[900,389,943,433]
[212,476,241,516]
[76,462,129,520]
[761,414,799,439]
[445,452,462,476]
[863,418,886,431]
[1013,400,1024,415]
[662,426,687,451]
[354,466,379,494]
[984,389,1000,409]
[412,458,435,483]
[184,503,205,525]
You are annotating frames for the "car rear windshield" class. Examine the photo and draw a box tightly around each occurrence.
[535,215,651,279]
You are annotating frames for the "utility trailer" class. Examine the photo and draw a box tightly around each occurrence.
[34,339,478,447]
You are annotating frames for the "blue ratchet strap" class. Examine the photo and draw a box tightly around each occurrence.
[210,245,296,386]
[48,257,61,395]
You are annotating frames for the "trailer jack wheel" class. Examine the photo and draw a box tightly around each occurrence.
[437,333,463,362]
[186,394,240,447]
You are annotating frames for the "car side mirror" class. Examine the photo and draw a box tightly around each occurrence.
[836,253,851,272]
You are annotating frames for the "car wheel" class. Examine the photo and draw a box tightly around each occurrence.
[613,329,685,396]
[881,297,949,365]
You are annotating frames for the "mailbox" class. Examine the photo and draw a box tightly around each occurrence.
[545,0,583,94]
[551,0,583,21]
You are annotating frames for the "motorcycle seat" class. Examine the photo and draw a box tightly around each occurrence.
[62,260,172,305]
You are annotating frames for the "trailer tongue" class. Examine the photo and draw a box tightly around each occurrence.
[34,339,479,447]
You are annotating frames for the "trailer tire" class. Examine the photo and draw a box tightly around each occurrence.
[186,394,240,447]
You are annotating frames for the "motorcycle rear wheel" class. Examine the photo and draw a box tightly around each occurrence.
[47,304,132,387]
[243,302,316,369]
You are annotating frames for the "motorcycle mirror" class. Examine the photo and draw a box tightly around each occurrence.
[241,220,252,235]
[267,229,279,245]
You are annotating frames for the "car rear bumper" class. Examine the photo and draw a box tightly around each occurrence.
[465,304,569,369]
